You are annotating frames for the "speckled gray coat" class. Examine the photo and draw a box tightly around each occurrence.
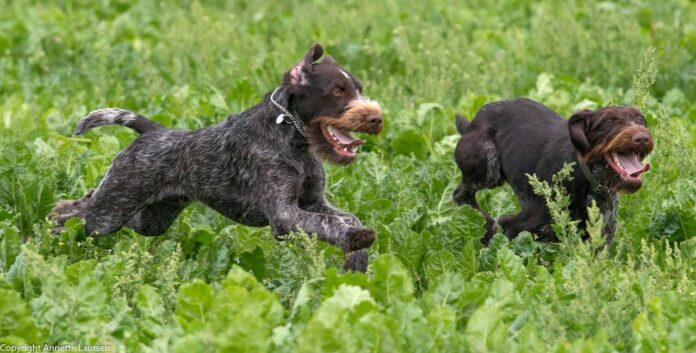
[51,44,382,272]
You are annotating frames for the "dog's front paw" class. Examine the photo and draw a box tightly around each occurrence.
[345,227,376,252]
[344,249,368,272]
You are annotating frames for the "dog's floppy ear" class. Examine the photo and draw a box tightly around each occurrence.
[289,43,324,86]
[568,109,593,154]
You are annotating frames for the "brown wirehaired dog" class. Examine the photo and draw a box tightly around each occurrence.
[453,99,653,244]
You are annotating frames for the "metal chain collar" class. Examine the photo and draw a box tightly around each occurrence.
[270,86,307,138]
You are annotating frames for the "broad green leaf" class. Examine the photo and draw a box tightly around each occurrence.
[424,250,457,280]
[423,272,465,309]
[496,248,527,290]
[461,237,479,279]
[65,259,97,285]
[297,285,377,353]
[176,280,213,327]
[464,304,509,353]
[0,288,43,344]
[370,254,414,304]
[428,305,461,351]
[136,285,166,321]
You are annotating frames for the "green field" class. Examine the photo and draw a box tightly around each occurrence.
[1,0,695,352]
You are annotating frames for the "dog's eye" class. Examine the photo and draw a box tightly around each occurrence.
[602,117,619,127]
[333,88,344,97]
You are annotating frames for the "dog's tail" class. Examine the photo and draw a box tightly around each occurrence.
[74,108,163,135]
[455,113,469,135]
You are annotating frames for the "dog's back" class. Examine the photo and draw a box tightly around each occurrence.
[467,99,565,137]
[470,99,574,183]
[453,98,579,244]
[455,99,570,186]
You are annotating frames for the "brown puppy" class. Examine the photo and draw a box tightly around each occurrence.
[453,99,653,244]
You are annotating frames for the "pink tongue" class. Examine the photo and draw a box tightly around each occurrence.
[617,154,647,176]
[332,128,364,146]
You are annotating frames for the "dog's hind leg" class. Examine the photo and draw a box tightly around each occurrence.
[80,173,153,236]
[82,196,140,236]
[498,200,552,240]
[50,189,95,233]
[453,126,503,245]
[126,197,189,236]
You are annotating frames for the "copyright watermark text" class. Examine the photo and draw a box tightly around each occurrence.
[0,344,112,352]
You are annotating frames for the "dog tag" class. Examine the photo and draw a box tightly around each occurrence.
[276,114,285,124]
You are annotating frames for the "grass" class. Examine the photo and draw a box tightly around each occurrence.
[1,0,695,352]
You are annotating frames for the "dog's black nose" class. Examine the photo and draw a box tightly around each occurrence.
[368,114,382,125]
[632,132,650,145]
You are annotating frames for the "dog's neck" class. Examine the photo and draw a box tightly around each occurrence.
[577,153,614,198]
[269,86,307,138]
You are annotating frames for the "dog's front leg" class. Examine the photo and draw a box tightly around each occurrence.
[268,203,375,254]
[263,168,374,272]
[306,201,371,272]
[301,197,362,228]
[268,204,374,273]
[297,188,370,272]
[301,163,363,227]
[344,249,368,272]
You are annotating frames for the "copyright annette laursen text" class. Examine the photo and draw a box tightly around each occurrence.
[0,345,112,352]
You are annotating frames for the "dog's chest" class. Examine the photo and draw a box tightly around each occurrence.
[299,156,325,187]
[586,192,619,235]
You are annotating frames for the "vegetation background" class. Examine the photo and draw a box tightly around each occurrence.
[1,0,694,352]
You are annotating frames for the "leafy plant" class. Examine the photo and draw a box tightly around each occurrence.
[0,0,694,352]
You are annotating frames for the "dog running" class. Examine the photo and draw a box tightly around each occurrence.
[453,99,653,244]
[50,43,383,272]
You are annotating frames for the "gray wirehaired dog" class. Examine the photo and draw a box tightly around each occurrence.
[50,43,384,272]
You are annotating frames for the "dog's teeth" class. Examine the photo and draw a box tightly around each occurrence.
[612,154,623,169]
[612,154,626,171]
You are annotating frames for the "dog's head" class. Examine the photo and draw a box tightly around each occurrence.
[569,106,654,193]
[284,43,383,165]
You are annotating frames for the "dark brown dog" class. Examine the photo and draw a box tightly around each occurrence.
[453,99,653,244]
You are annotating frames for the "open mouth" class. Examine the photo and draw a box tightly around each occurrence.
[320,125,365,158]
[605,152,650,182]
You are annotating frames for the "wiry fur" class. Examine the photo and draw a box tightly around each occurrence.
[453,99,653,245]
[308,99,383,164]
[50,44,383,272]
[75,108,163,135]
